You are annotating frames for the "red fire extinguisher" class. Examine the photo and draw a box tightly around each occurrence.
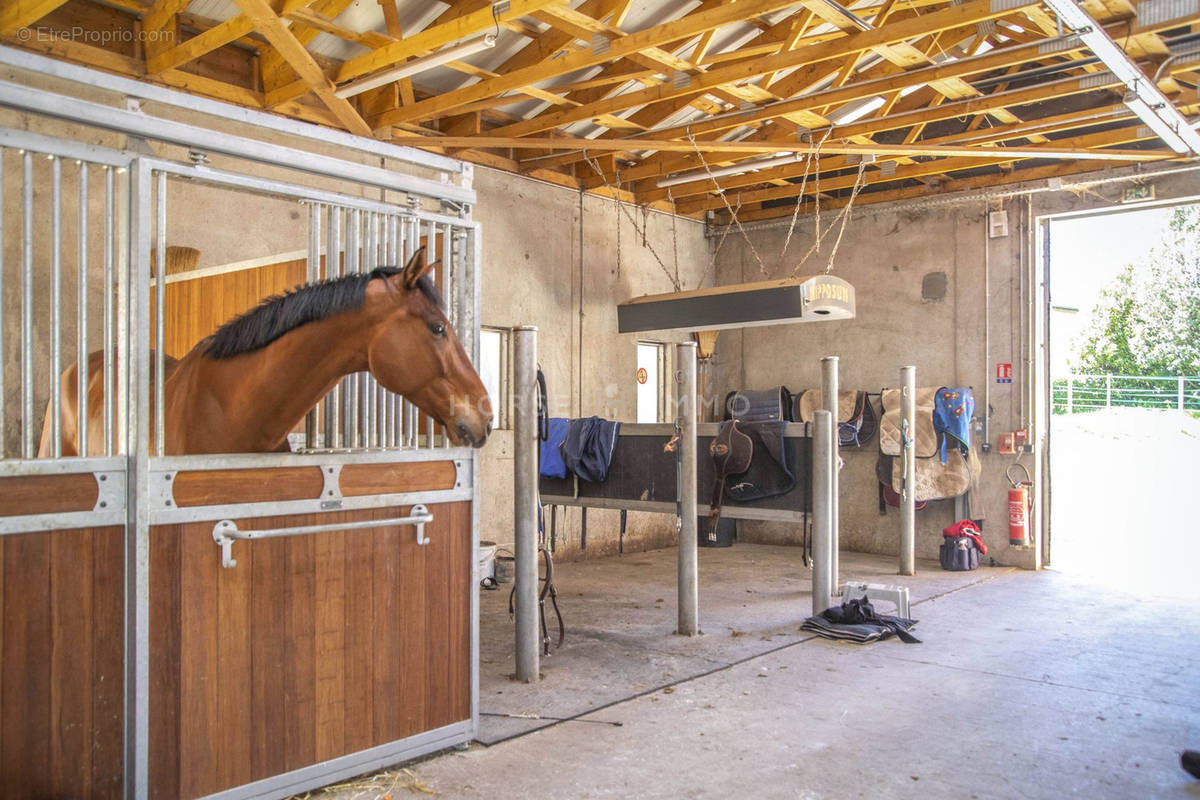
[1006,463,1033,546]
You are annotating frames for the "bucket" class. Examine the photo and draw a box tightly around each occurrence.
[494,550,515,584]
[477,540,497,582]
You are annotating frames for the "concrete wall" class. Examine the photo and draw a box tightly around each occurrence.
[470,166,710,560]
[709,166,1200,568]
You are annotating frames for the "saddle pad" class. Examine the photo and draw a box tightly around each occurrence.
[879,387,938,458]
[876,455,928,511]
[724,387,793,423]
[848,394,878,447]
[890,447,980,502]
[796,389,859,424]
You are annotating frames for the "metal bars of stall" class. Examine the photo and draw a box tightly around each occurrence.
[1,139,128,462]
[290,202,475,454]
[153,171,166,457]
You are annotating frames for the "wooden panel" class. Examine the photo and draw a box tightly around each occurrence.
[150,524,182,800]
[153,258,308,359]
[0,472,99,516]
[151,501,472,798]
[1,527,124,800]
[339,460,458,496]
[171,466,325,506]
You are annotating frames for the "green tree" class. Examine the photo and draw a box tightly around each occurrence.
[1073,206,1200,376]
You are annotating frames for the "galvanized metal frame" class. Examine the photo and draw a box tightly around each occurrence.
[0,78,474,206]
[0,69,483,799]
[0,44,464,176]
[195,721,473,800]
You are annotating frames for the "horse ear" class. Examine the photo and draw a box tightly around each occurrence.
[400,246,434,289]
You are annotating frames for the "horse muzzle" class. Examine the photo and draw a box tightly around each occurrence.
[453,415,492,448]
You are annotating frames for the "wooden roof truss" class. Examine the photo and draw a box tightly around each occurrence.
[6,0,1199,219]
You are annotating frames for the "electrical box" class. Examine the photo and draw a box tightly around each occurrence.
[988,210,1009,238]
[1122,184,1155,203]
[998,432,1015,455]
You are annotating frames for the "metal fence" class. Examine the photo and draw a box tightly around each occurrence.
[1052,374,1200,413]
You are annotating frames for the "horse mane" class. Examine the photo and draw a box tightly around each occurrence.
[203,266,444,360]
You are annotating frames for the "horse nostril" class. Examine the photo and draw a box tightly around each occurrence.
[486,420,493,436]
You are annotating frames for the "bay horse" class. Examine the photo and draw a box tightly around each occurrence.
[38,247,492,456]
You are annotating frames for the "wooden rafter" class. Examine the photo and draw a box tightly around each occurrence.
[231,0,372,135]
[6,0,1197,210]
[0,0,72,35]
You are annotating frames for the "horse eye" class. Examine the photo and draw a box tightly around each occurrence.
[430,322,446,337]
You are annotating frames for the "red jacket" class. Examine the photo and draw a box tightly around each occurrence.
[943,519,987,555]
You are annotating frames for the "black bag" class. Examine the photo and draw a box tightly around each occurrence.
[939,536,980,571]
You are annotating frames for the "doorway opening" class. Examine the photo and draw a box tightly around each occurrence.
[1045,200,1200,598]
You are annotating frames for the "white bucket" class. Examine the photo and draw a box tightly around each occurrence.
[477,540,498,582]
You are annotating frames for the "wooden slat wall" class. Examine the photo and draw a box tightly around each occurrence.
[149,501,472,799]
[152,258,307,359]
[0,527,125,800]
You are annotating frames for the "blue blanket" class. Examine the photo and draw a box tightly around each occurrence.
[540,417,570,478]
[933,387,973,462]
[562,417,620,483]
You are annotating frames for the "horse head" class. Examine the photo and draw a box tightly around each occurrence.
[365,247,492,448]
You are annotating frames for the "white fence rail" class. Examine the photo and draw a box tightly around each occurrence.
[1053,374,1200,413]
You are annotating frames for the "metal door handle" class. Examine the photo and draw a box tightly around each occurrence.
[212,504,432,568]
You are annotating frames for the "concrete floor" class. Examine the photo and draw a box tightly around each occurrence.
[309,544,1200,799]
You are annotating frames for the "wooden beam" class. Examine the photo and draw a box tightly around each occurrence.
[5,32,265,106]
[260,0,355,93]
[704,123,1171,219]
[389,135,1163,161]
[483,0,1041,139]
[0,0,70,35]
[231,0,372,136]
[147,15,257,73]
[377,0,808,127]
[267,0,563,107]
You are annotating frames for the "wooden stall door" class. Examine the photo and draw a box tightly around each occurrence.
[149,502,472,799]
[0,526,125,800]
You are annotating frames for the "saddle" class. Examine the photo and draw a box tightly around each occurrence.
[707,420,753,542]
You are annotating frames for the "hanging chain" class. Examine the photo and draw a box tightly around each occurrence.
[824,161,869,273]
[779,129,828,262]
[584,154,681,291]
[668,188,681,290]
[788,160,869,278]
[697,196,739,290]
[685,128,769,278]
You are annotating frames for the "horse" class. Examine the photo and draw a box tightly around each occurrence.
[37,246,492,456]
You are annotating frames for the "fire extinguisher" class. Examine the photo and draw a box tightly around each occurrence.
[1006,463,1033,546]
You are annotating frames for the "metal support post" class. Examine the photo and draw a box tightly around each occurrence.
[899,365,917,576]
[812,409,833,616]
[512,325,539,681]
[820,356,839,595]
[676,342,698,636]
